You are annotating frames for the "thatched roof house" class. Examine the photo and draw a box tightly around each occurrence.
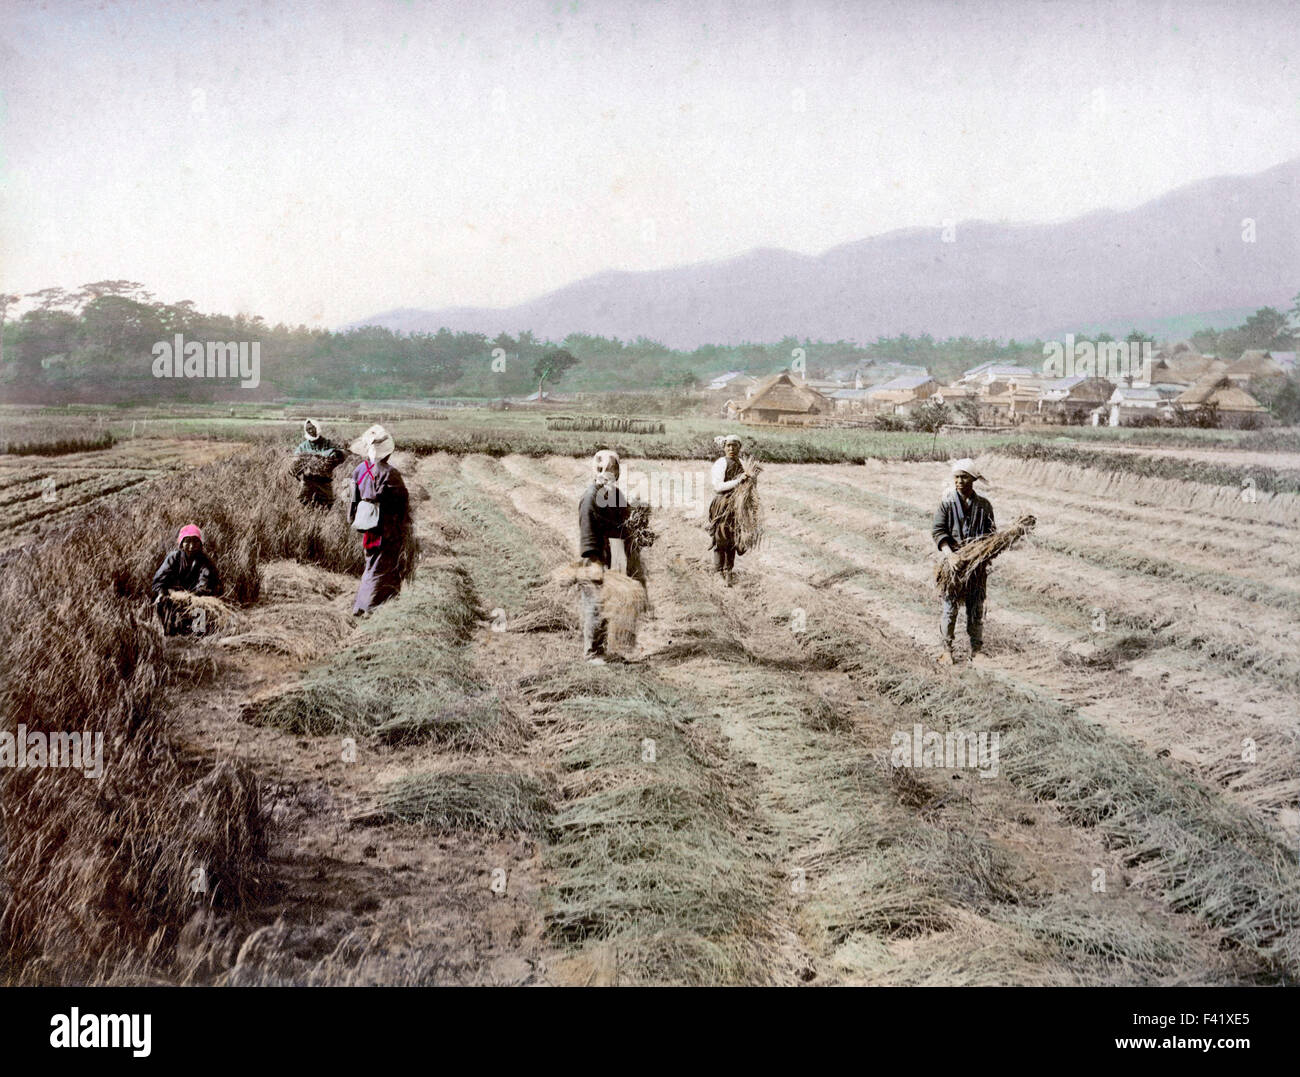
[1175,375,1267,412]
[1144,357,1193,387]
[1166,354,1227,383]
[738,371,830,423]
[1226,350,1287,383]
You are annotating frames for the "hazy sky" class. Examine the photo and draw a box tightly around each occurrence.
[1,0,1296,327]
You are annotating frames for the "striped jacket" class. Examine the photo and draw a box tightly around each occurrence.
[932,489,995,551]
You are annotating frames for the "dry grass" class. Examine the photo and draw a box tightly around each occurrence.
[0,445,416,984]
[363,771,553,833]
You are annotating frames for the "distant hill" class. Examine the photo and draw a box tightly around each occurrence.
[355,157,1298,348]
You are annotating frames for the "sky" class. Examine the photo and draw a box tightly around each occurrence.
[1,0,1297,327]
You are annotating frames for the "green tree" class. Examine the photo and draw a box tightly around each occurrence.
[534,347,578,399]
[1241,307,1290,350]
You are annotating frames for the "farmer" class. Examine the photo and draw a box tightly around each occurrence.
[151,523,222,635]
[708,434,756,585]
[577,449,629,663]
[347,424,409,615]
[293,418,346,507]
[932,458,996,664]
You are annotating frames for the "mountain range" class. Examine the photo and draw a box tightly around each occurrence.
[356,157,1299,348]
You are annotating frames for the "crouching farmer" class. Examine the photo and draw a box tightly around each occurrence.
[151,524,223,635]
[577,449,629,664]
[932,459,995,664]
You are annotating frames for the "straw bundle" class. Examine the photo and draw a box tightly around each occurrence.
[167,590,239,633]
[603,570,650,651]
[550,560,649,653]
[709,456,764,554]
[289,451,343,480]
[934,514,1037,598]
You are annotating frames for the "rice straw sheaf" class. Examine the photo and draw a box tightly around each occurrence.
[166,591,239,634]
[550,561,648,653]
[710,456,764,554]
[288,451,344,480]
[934,513,1037,598]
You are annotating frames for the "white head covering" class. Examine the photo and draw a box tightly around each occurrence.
[352,424,395,463]
[303,417,322,441]
[714,434,742,448]
[592,449,620,485]
[950,458,984,480]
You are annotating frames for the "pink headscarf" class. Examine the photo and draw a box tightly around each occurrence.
[177,524,203,545]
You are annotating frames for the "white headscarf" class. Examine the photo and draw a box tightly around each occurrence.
[950,458,984,480]
[303,418,322,441]
[592,449,620,486]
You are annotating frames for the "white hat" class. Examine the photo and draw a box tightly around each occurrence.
[950,458,983,480]
[303,417,322,441]
[352,424,395,460]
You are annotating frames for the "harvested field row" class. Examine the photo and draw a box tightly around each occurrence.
[990,442,1300,499]
[983,452,1300,527]
[471,455,1258,984]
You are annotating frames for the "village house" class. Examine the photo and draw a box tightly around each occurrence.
[1037,376,1115,423]
[829,387,874,414]
[977,385,1041,423]
[1226,350,1288,385]
[738,371,830,424]
[931,383,975,409]
[1175,375,1268,425]
[958,362,1037,388]
[1106,384,1183,426]
[868,374,939,413]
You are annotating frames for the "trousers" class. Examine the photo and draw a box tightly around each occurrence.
[579,580,606,657]
[940,568,986,650]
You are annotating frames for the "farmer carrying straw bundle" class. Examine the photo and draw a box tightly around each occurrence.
[707,434,762,586]
[291,418,346,508]
[575,449,633,664]
[932,459,995,665]
[347,424,409,616]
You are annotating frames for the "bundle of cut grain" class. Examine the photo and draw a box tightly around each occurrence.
[602,570,650,651]
[167,590,238,633]
[288,451,344,480]
[934,514,1037,598]
[709,456,764,554]
[550,560,648,652]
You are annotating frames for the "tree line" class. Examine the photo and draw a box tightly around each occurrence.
[1,281,1295,404]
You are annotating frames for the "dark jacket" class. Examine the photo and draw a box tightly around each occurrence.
[151,548,222,598]
[579,481,628,566]
[932,489,995,552]
[348,458,409,547]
